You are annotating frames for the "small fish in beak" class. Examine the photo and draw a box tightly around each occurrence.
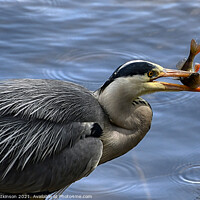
[151,68,200,92]
[176,39,200,88]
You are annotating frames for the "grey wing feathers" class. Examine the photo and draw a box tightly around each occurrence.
[0,79,102,123]
[0,79,104,180]
[0,116,97,176]
[0,137,103,194]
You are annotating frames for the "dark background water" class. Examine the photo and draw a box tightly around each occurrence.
[1,0,200,200]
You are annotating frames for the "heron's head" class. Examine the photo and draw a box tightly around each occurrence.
[99,60,200,99]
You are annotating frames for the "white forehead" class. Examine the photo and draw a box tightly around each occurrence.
[118,60,163,71]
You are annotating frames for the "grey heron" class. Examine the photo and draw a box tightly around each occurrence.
[0,60,199,198]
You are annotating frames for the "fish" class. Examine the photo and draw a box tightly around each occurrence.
[176,39,200,88]
[180,72,200,89]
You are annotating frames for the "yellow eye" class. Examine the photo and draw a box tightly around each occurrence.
[148,71,154,77]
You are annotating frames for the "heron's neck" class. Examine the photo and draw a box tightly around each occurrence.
[94,83,152,164]
[94,79,153,164]
[95,78,142,129]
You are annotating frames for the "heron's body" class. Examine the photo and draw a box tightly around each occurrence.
[0,79,103,194]
[0,60,198,196]
[0,78,151,194]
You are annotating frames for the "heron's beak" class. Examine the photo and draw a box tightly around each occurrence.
[160,68,196,78]
[154,68,200,92]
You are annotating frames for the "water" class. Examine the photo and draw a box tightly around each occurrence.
[0,0,200,199]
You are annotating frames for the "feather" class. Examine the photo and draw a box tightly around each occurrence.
[0,79,104,176]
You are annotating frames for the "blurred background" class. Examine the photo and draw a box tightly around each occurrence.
[0,0,200,199]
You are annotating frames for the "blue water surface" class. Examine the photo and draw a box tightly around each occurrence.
[0,0,200,199]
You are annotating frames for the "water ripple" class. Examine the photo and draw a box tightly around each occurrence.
[42,50,150,89]
[66,160,138,196]
[170,151,200,186]
[178,165,200,184]
[171,163,200,186]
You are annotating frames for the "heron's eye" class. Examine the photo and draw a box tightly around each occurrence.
[148,71,154,77]
[148,70,158,78]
